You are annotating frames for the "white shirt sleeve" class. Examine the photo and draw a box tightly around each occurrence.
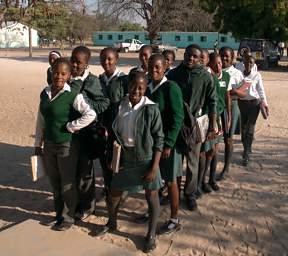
[227,77,232,91]
[34,106,44,147]
[256,73,268,106]
[66,94,96,133]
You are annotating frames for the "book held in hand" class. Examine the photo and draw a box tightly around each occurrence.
[111,141,122,174]
[31,155,45,182]
[260,102,269,119]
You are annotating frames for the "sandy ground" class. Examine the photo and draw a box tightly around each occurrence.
[0,49,288,256]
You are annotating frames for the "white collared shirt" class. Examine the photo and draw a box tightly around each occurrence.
[206,67,212,74]
[34,83,96,147]
[223,65,244,89]
[101,68,125,86]
[116,96,154,147]
[240,71,268,105]
[148,76,167,94]
[70,68,90,81]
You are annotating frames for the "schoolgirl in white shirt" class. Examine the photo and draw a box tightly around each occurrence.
[238,55,269,166]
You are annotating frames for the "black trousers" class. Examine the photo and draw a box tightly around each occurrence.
[238,99,260,154]
[43,141,78,223]
[76,149,95,213]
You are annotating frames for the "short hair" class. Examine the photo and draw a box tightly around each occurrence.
[139,45,153,54]
[72,46,91,61]
[100,47,119,60]
[244,55,256,63]
[52,58,71,72]
[185,44,203,54]
[162,49,175,61]
[219,46,234,59]
[49,50,61,58]
[128,70,147,87]
[208,52,221,64]
[148,53,166,66]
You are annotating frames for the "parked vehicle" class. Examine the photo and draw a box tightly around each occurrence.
[150,42,178,53]
[114,39,145,53]
[237,38,280,69]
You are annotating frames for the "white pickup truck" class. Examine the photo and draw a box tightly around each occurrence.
[114,39,145,53]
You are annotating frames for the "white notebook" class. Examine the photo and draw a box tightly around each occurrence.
[31,155,45,182]
[111,141,121,174]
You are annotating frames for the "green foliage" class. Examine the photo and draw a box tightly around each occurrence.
[201,0,288,42]
[118,22,144,31]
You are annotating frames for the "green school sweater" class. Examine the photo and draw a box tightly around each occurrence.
[167,63,216,117]
[40,89,78,143]
[99,73,128,104]
[145,80,184,148]
[70,73,110,115]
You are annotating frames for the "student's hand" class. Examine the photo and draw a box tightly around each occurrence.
[206,129,216,141]
[161,148,171,159]
[34,147,43,155]
[142,168,157,183]
[265,106,269,116]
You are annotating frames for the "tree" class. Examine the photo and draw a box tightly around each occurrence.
[119,21,144,31]
[160,0,214,32]
[100,0,190,43]
[100,0,214,42]
[201,0,288,42]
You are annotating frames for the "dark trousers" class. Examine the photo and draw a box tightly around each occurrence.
[76,150,95,213]
[43,141,78,223]
[184,143,201,199]
[238,99,260,155]
[100,154,113,189]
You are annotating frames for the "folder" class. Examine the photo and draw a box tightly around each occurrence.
[111,141,122,173]
[31,155,45,182]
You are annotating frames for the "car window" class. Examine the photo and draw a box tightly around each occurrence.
[125,39,132,43]
[240,40,263,51]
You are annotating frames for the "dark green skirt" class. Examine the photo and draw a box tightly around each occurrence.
[221,100,240,138]
[110,147,163,192]
[159,148,183,182]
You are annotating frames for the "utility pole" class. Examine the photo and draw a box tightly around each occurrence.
[28,26,32,57]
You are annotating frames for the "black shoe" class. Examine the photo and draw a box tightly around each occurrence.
[202,183,212,193]
[209,182,219,191]
[158,219,182,235]
[40,217,58,226]
[242,157,249,166]
[143,236,156,253]
[75,210,94,221]
[51,220,73,231]
[96,224,117,236]
[216,171,227,181]
[186,198,197,211]
[134,213,149,224]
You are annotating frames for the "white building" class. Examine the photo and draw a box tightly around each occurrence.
[0,22,38,48]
